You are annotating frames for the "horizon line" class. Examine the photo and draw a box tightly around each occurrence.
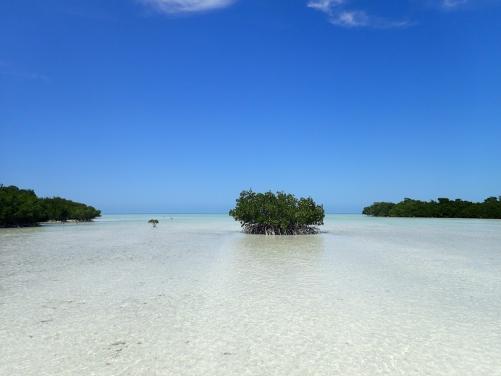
[100,212,362,215]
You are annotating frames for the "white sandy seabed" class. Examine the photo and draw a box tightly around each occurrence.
[0,214,500,376]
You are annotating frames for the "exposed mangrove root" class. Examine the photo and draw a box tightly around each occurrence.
[242,224,320,235]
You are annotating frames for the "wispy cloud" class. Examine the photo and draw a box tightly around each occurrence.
[441,0,468,9]
[307,0,345,14]
[0,61,50,83]
[1,71,51,83]
[141,0,235,14]
[139,0,478,24]
[307,0,411,29]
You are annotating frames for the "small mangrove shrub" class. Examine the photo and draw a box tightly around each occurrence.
[148,219,159,227]
[229,190,325,235]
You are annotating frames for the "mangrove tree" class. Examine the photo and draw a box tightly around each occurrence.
[229,190,325,235]
[0,185,101,227]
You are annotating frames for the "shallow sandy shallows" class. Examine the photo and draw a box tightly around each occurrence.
[1,215,500,375]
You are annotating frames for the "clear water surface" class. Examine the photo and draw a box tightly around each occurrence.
[1,214,500,375]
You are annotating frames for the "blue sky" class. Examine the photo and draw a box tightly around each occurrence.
[1,0,500,213]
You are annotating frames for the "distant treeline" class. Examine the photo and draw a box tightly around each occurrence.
[363,197,501,219]
[0,185,101,227]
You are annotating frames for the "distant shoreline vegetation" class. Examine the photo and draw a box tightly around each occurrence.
[363,197,501,219]
[229,190,325,235]
[0,185,101,228]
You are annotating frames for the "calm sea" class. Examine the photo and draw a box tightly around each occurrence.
[1,214,500,375]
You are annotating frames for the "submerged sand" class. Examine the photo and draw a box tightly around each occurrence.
[1,214,500,375]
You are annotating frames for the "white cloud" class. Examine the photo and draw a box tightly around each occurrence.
[441,0,468,8]
[307,0,410,29]
[331,10,369,27]
[307,0,345,13]
[141,0,235,14]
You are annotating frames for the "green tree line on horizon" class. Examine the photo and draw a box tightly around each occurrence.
[0,185,101,227]
[363,197,501,219]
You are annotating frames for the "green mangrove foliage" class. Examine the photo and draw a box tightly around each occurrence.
[148,219,159,227]
[0,186,46,227]
[229,190,325,235]
[363,197,501,219]
[40,197,101,222]
[0,185,101,227]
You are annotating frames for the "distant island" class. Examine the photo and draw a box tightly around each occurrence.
[363,197,501,219]
[229,190,324,235]
[0,185,101,227]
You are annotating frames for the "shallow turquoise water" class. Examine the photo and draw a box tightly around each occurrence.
[1,215,500,375]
